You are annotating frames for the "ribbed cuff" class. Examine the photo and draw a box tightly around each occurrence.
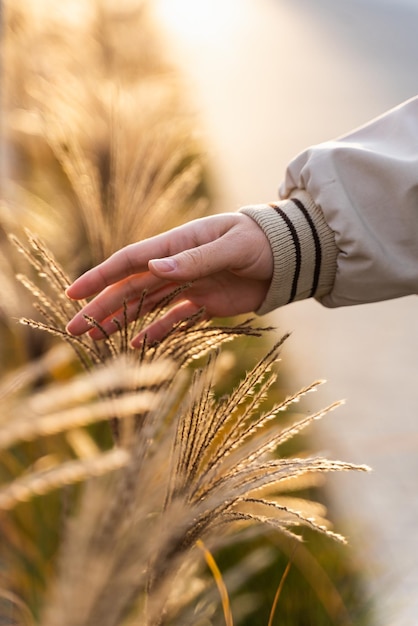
[239,190,338,315]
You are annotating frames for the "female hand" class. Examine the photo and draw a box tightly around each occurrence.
[65,212,273,346]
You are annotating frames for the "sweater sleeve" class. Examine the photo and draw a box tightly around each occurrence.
[241,96,418,315]
[280,96,418,308]
[240,191,338,314]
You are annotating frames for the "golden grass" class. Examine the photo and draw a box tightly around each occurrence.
[0,2,371,624]
[0,236,369,623]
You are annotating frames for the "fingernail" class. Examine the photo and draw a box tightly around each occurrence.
[65,316,81,335]
[130,332,146,349]
[65,322,76,335]
[149,258,177,273]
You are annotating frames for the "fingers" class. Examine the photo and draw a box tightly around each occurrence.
[66,218,220,299]
[65,214,239,301]
[64,212,272,343]
[65,237,166,300]
[148,237,240,282]
[68,289,204,348]
[148,214,273,282]
[65,276,176,337]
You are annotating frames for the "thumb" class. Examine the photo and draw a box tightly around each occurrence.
[149,242,230,281]
[148,257,179,274]
[148,250,207,281]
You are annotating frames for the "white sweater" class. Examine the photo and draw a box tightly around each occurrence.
[241,96,418,314]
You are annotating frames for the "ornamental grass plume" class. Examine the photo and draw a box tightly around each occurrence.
[1,2,371,624]
[3,0,209,271]
[1,0,210,383]
[0,231,370,626]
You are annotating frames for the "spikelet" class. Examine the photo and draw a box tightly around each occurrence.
[5,231,370,624]
[34,338,370,626]
[0,449,129,511]
[2,3,371,622]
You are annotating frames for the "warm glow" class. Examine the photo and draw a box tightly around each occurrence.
[23,0,94,27]
[153,0,247,45]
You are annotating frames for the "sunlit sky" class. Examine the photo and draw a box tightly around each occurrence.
[153,0,243,43]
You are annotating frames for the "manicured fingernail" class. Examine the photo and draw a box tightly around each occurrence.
[65,315,83,335]
[149,258,177,272]
[130,332,146,349]
[65,322,76,335]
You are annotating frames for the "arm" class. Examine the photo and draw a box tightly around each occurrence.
[279,95,418,307]
[65,212,275,346]
[65,193,338,345]
[66,97,418,345]
[241,96,418,313]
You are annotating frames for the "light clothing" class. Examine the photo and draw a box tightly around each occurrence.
[241,96,418,314]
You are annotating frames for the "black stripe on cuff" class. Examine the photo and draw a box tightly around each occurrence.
[291,198,322,297]
[269,204,301,303]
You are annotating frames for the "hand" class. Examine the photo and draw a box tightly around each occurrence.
[65,212,273,346]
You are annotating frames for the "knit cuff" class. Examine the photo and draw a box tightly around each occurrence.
[239,190,338,315]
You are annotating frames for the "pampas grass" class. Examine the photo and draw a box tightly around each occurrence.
[1,1,373,624]
[0,232,369,625]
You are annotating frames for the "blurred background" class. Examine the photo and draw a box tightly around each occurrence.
[152,1,418,624]
[2,0,418,624]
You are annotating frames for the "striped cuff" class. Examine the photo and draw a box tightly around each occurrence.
[239,190,338,315]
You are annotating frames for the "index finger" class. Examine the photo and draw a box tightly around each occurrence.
[65,215,233,300]
[65,231,176,300]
